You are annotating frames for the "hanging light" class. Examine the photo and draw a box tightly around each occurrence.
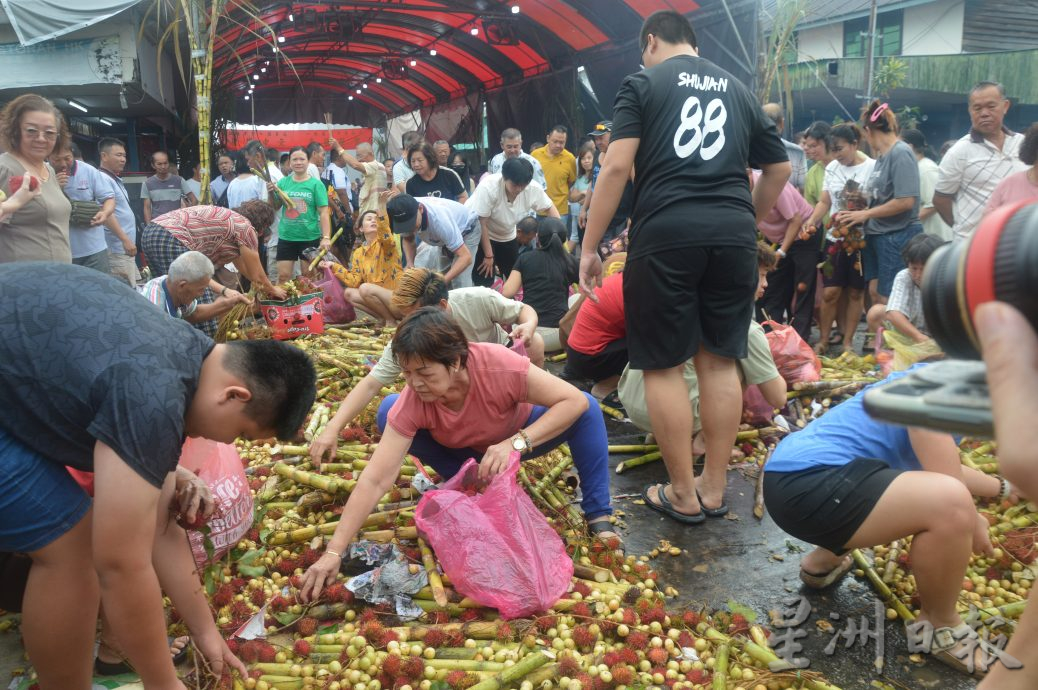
[362,83,368,89]
[245,95,250,100]
[68,100,88,113]
[470,26,479,35]
[277,36,285,43]
[511,4,520,14]
[253,74,260,80]
[410,59,417,66]
[288,13,294,21]
[348,95,354,100]
[430,49,437,56]
[376,77,382,83]
[261,67,267,73]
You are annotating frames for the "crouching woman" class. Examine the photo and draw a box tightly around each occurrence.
[300,307,616,601]
[763,364,1017,675]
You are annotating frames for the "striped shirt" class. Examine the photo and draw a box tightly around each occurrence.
[138,275,198,319]
[935,129,1026,239]
[153,206,258,267]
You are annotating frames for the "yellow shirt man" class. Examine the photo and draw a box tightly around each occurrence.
[531,127,577,218]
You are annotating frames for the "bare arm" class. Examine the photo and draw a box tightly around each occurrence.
[521,365,588,445]
[757,375,788,410]
[501,269,522,299]
[885,309,929,343]
[558,293,586,348]
[309,374,385,464]
[779,212,803,254]
[93,442,181,688]
[104,214,137,256]
[402,235,416,267]
[441,243,473,284]
[233,246,281,294]
[142,198,153,224]
[932,192,955,227]
[752,160,793,223]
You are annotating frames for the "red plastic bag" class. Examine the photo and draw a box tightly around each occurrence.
[414,453,573,619]
[763,319,820,384]
[179,438,254,568]
[742,384,775,426]
[315,266,357,325]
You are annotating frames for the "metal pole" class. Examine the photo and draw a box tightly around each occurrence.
[863,0,878,102]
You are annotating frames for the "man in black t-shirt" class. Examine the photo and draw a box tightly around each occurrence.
[0,263,316,690]
[580,10,790,526]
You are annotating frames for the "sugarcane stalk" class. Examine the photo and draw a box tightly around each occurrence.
[851,549,915,621]
[362,526,418,542]
[977,599,1026,620]
[266,508,407,545]
[393,621,505,642]
[749,625,771,649]
[753,449,771,520]
[830,381,871,397]
[425,658,505,671]
[882,541,901,584]
[704,628,842,690]
[253,663,329,674]
[258,677,302,689]
[274,462,352,494]
[616,451,662,474]
[711,641,729,690]
[468,650,552,690]
[547,352,567,362]
[533,454,573,492]
[607,444,659,454]
[307,226,345,272]
[418,537,449,607]
[542,481,583,526]
[599,401,625,420]
[572,564,612,583]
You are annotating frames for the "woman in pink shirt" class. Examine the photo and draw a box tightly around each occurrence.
[986,123,1038,213]
[298,308,615,601]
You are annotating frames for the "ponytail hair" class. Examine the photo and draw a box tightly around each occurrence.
[829,122,864,147]
[862,100,898,134]
[535,217,578,287]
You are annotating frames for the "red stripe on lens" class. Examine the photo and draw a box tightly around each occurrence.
[964,201,1031,317]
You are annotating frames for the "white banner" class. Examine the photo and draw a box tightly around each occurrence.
[0,35,122,89]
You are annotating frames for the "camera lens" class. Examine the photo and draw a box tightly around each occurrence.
[922,200,1038,359]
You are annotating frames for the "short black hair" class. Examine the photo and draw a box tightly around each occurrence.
[970,81,1006,100]
[234,151,251,175]
[901,233,946,266]
[501,156,534,186]
[803,120,831,145]
[830,123,863,146]
[266,147,279,162]
[516,216,539,234]
[640,10,697,52]
[900,128,927,154]
[392,307,469,370]
[98,137,125,156]
[1019,122,1038,166]
[306,141,324,158]
[549,124,568,137]
[222,340,316,440]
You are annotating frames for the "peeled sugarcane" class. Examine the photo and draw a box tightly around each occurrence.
[607,444,658,454]
[599,401,626,420]
[851,549,915,621]
[711,641,729,690]
[307,226,345,272]
[615,451,662,474]
[274,462,353,494]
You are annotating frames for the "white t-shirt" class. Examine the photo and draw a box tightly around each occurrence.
[822,156,875,240]
[393,158,414,187]
[917,157,952,241]
[226,175,267,209]
[326,162,349,190]
[487,151,547,190]
[416,196,479,251]
[465,173,555,242]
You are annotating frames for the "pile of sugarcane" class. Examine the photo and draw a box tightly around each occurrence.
[852,441,1035,645]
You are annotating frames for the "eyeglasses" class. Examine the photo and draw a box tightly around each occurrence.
[22,127,58,141]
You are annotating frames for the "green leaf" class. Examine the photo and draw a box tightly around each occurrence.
[259,527,272,544]
[237,549,265,566]
[237,564,266,578]
[273,612,299,626]
[204,567,217,596]
[319,623,339,635]
[726,600,758,623]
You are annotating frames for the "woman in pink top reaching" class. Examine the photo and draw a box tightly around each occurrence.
[298,307,616,602]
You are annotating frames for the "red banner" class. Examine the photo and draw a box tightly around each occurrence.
[222,128,372,151]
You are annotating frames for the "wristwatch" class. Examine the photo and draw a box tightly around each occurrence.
[511,430,532,455]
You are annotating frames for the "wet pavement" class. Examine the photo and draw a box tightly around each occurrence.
[603,419,977,690]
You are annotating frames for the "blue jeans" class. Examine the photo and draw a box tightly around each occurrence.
[377,391,612,519]
[863,222,923,297]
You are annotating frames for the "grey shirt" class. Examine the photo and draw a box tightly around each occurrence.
[865,141,920,235]
[782,138,807,192]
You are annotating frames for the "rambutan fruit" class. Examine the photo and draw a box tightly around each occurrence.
[422,628,446,649]
[729,613,750,636]
[300,548,321,568]
[212,584,235,608]
[459,608,481,622]
[574,672,594,690]
[289,575,304,589]
[646,647,669,666]
[682,610,700,628]
[293,639,312,657]
[225,638,240,656]
[677,630,695,647]
[557,653,582,677]
[622,587,641,605]
[256,642,277,663]
[444,669,470,690]
[231,577,247,590]
[602,651,619,667]
[641,605,666,625]
[616,647,639,665]
[382,653,403,678]
[571,624,596,650]
[571,581,592,598]
[687,668,711,684]
[401,655,425,680]
[245,528,260,542]
[571,602,592,619]
[275,558,299,575]
[619,608,638,626]
[359,607,379,624]
[238,640,261,663]
[625,630,649,650]
[534,615,557,633]
[610,664,635,685]
[229,600,252,621]
[444,630,466,648]
[360,619,387,647]
[496,622,514,642]
[295,617,318,637]
[269,595,290,612]
[249,589,266,607]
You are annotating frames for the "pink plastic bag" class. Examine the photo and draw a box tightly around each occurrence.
[414,453,573,619]
[742,384,775,426]
[763,320,821,384]
[315,266,356,324]
[179,438,254,568]
[510,338,528,359]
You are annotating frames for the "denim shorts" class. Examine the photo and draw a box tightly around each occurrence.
[0,427,91,552]
[862,223,923,297]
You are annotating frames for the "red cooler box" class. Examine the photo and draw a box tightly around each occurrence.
[260,292,325,340]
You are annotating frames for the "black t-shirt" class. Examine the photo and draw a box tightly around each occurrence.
[611,54,788,258]
[513,250,579,327]
[0,262,213,488]
[406,168,465,200]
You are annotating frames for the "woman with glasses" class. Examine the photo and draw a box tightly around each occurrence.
[0,94,72,263]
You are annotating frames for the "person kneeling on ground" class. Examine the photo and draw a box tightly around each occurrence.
[865,233,946,355]
[559,270,627,402]
[0,262,316,690]
[620,243,787,521]
[309,268,545,464]
[322,191,402,325]
[138,250,253,322]
[300,307,617,601]
[764,363,1017,676]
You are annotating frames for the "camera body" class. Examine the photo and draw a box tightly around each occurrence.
[863,200,1038,436]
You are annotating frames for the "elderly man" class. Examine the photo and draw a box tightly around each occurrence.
[467,157,559,287]
[433,140,452,167]
[531,125,577,227]
[142,150,196,223]
[328,138,387,214]
[934,81,1027,239]
[487,128,547,189]
[138,250,251,322]
[762,103,807,192]
[50,142,122,275]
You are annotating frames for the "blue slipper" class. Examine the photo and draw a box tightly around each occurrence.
[642,483,705,524]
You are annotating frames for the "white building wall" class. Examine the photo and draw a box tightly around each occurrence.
[797,23,843,61]
[902,0,964,55]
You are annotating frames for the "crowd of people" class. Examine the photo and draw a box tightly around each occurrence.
[1,7,1038,690]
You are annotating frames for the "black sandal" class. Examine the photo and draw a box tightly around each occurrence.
[95,636,189,676]
[642,483,705,525]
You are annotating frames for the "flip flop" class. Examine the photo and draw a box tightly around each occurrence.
[598,390,626,415]
[799,556,853,589]
[642,483,705,525]
[696,490,728,517]
[924,623,993,678]
[95,636,189,676]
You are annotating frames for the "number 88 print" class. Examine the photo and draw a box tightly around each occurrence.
[673,96,728,161]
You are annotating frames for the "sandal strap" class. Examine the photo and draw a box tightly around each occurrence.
[932,624,976,652]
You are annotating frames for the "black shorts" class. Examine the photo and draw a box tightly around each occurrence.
[276,238,320,262]
[624,245,757,369]
[821,241,866,290]
[565,338,628,382]
[763,457,902,554]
